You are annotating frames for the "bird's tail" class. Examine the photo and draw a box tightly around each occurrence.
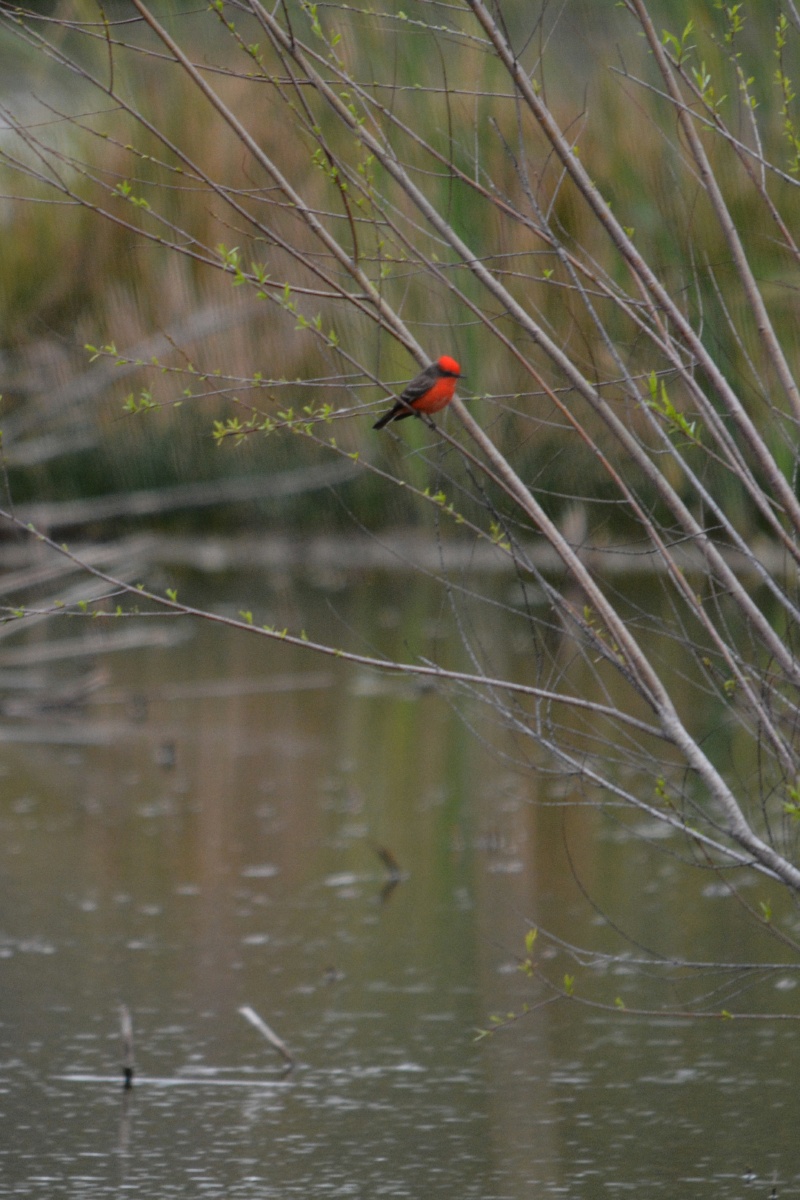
[372,409,393,430]
[374,400,417,429]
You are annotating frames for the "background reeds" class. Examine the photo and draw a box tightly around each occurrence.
[0,1,796,537]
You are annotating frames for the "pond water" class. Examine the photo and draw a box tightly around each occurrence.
[1,553,799,1198]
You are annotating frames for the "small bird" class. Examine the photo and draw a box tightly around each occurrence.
[373,355,462,430]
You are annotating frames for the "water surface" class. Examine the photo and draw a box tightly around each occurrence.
[1,562,799,1197]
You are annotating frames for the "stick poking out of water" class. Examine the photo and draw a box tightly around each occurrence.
[238,1006,295,1070]
[120,1005,135,1089]
[372,842,403,905]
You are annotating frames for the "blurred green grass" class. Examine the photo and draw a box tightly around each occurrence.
[0,1,798,537]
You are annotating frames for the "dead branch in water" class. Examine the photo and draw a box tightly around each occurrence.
[120,1005,135,1090]
[238,1005,295,1071]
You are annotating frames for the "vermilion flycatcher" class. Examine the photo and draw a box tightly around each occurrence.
[372,355,462,430]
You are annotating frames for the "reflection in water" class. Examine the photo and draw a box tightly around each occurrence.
[116,1087,133,1181]
[0,572,799,1197]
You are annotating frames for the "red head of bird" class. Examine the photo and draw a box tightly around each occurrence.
[436,355,461,377]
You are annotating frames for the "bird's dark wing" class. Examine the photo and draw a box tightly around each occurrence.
[372,362,440,429]
[399,362,439,405]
